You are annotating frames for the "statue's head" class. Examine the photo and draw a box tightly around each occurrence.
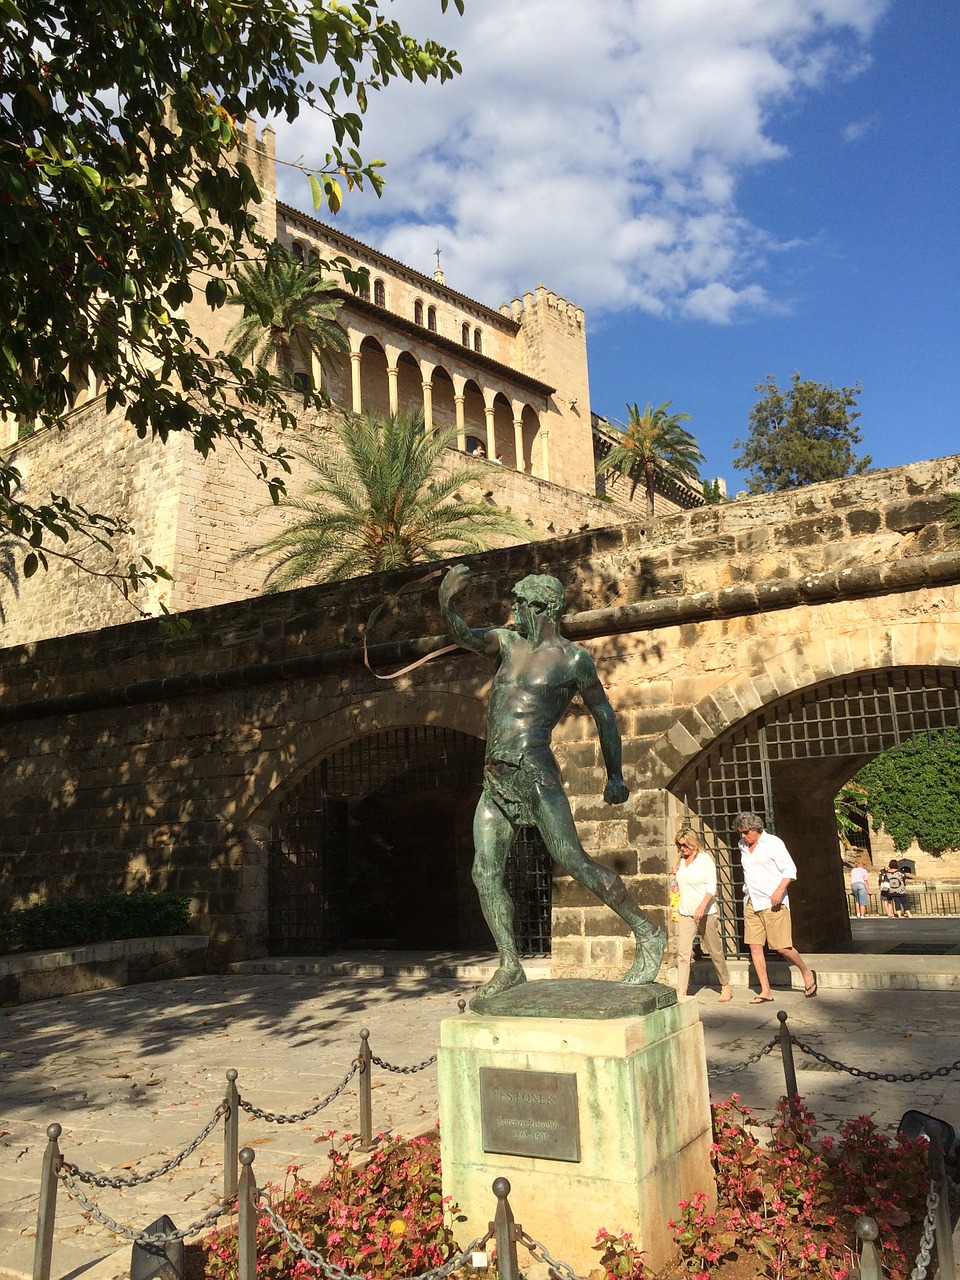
[512,574,565,626]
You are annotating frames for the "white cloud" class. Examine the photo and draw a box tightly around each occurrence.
[842,113,880,142]
[270,0,889,322]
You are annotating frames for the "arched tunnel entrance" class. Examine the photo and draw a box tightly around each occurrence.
[673,666,960,958]
[266,726,552,956]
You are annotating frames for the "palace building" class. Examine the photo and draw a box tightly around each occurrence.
[0,120,700,645]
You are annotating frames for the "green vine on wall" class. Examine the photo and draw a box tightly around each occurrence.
[851,727,960,854]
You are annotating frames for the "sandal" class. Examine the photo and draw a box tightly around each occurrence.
[749,994,774,1003]
[804,974,818,998]
[718,985,733,1003]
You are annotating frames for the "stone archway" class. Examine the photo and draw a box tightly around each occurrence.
[667,664,960,955]
[243,690,552,955]
[243,690,489,823]
[266,725,489,953]
[358,336,389,417]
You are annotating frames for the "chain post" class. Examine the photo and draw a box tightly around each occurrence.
[224,1069,240,1201]
[457,998,466,1015]
[238,1147,258,1280]
[32,1122,62,1280]
[777,1011,798,1100]
[855,1216,882,1280]
[358,1029,373,1150]
[491,1177,521,1280]
[923,1124,956,1280]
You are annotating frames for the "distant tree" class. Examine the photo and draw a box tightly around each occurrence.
[734,373,871,493]
[243,411,529,587]
[701,478,729,505]
[596,401,705,519]
[851,729,960,853]
[226,247,349,389]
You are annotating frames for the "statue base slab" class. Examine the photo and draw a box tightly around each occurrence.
[438,980,714,1275]
[470,976,678,1018]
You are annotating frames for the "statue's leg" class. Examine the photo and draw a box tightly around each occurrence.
[471,792,526,1002]
[535,787,666,985]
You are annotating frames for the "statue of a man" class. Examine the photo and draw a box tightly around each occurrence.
[439,565,666,1003]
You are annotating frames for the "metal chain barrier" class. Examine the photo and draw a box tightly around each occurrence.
[519,1229,588,1280]
[707,1036,778,1078]
[56,1165,235,1246]
[238,1060,360,1124]
[59,1102,227,1188]
[791,1039,960,1083]
[908,1179,939,1280]
[370,1052,438,1075]
[257,1197,491,1280]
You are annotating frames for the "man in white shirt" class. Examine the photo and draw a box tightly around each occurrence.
[735,811,817,1003]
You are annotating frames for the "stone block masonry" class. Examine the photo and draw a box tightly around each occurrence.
[2,455,960,971]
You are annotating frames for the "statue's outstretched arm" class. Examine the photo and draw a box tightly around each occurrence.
[439,565,501,657]
[578,652,629,806]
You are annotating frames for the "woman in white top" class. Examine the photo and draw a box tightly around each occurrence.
[674,828,733,1002]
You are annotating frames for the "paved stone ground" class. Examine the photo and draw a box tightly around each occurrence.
[2,951,959,1280]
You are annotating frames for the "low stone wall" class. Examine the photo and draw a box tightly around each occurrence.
[0,935,209,1005]
[2,454,959,968]
[1,399,659,645]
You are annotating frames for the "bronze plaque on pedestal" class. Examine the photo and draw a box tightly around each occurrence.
[479,1067,580,1162]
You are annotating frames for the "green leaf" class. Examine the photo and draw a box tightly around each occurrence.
[205,277,229,308]
[23,552,38,578]
[308,12,329,62]
[202,19,223,54]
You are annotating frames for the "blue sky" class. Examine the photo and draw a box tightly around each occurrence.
[272,0,958,491]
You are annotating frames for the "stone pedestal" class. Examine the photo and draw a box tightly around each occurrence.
[438,980,714,1275]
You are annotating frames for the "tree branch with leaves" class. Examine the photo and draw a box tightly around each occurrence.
[734,372,871,493]
[0,0,464,607]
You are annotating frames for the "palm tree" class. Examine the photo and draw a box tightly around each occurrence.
[225,246,349,388]
[242,410,530,588]
[596,401,705,519]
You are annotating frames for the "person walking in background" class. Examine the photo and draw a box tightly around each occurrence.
[673,828,733,1002]
[735,811,817,1003]
[849,862,869,918]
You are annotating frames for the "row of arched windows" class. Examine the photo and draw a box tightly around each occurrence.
[413,299,437,332]
[289,240,485,354]
[461,323,482,353]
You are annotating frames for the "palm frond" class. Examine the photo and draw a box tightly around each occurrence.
[225,246,347,386]
[242,410,529,587]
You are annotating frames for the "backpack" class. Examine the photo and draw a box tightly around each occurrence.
[885,868,905,893]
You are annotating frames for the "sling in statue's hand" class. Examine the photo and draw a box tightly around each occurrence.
[604,778,629,805]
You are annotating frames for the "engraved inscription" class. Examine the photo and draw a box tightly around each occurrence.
[479,1068,580,1162]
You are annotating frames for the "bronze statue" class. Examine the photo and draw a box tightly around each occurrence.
[439,565,666,1004]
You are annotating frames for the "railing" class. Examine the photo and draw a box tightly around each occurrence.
[846,889,960,916]
[31,1004,960,1280]
[31,1013,458,1280]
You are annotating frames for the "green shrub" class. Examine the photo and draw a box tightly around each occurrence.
[0,892,192,954]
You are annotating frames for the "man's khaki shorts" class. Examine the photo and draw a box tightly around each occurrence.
[744,899,794,950]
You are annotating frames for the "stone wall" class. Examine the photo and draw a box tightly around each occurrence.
[2,455,959,972]
[0,397,646,645]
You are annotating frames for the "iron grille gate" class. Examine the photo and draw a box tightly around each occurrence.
[682,667,960,958]
[269,726,553,956]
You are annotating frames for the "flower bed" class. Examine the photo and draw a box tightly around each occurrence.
[191,1099,940,1280]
